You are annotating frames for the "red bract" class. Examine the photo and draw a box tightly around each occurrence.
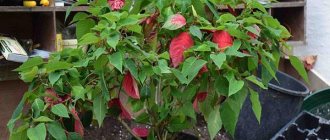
[170,14,186,28]
[248,25,261,40]
[169,32,194,67]
[108,0,125,11]
[44,89,71,106]
[212,30,233,50]
[193,92,208,112]
[108,98,132,120]
[70,108,84,137]
[198,65,208,75]
[122,72,140,99]
[132,127,149,137]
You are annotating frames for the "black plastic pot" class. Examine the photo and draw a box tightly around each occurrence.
[272,111,330,140]
[235,71,310,140]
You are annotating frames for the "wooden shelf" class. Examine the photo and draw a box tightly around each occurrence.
[0,6,54,12]
[218,1,306,9]
[55,6,88,12]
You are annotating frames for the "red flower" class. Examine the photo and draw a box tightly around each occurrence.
[70,108,84,137]
[132,127,149,137]
[108,98,132,120]
[212,30,233,50]
[247,25,261,40]
[169,32,194,67]
[108,0,125,11]
[122,72,140,99]
[193,92,208,112]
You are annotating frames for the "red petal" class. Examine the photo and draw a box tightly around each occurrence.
[108,0,125,11]
[193,92,208,112]
[170,14,186,27]
[70,108,84,137]
[122,72,140,99]
[169,32,194,67]
[212,31,233,50]
[132,127,149,137]
[108,98,132,120]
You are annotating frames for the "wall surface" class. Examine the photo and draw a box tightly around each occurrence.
[295,0,330,87]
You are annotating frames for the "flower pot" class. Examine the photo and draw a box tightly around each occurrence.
[235,71,310,140]
[272,111,330,140]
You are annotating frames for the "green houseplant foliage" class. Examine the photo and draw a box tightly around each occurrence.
[8,0,309,139]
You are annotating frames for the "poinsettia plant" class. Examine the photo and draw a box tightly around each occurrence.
[8,0,309,139]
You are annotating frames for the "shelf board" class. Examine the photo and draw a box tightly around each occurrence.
[0,6,54,12]
[55,6,89,12]
[0,60,20,81]
[218,1,306,9]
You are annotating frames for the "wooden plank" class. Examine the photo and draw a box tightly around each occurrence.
[217,1,305,9]
[55,6,88,12]
[0,6,54,12]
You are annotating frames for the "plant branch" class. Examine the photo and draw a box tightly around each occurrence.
[118,117,143,140]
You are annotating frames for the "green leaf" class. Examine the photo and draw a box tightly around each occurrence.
[78,33,100,45]
[108,52,123,73]
[107,32,120,49]
[14,57,44,71]
[217,13,236,24]
[225,40,249,57]
[245,75,267,89]
[210,53,226,69]
[189,26,203,40]
[99,71,110,101]
[45,61,72,73]
[245,26,260,36]
[9,123,28,140]
[20,66,38,82]
[93,95,107,127]
[289,56,310,84]
[215,76,229,96]
[261,57,276,78]
[226,72,244,96]
[33,116,53,123]
[72,86,86,101]
[27,123,46,140]
[181,58,207,84]
[171,69,188,84]
[181,102,196,120]
[249,88,262,123]
[49,72,62,86]
[51,104,69,118]
[71,12,89,24]
[118,16,140,27]
[32,98,44,118]
[47,122,67,140]
[125,59,139,81]
[207,106,222,140]
[76,19,95,40]
[158,59,171,74]
[193,44,211,52]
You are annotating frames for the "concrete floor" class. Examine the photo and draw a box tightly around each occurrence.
[0,80,27,139]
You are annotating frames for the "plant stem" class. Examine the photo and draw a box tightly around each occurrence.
[118,117,143,140]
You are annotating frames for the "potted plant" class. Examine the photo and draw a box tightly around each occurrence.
[7,0,309,139]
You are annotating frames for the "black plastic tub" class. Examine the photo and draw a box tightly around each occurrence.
[272,111,330,140]
[235,71,310,140]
